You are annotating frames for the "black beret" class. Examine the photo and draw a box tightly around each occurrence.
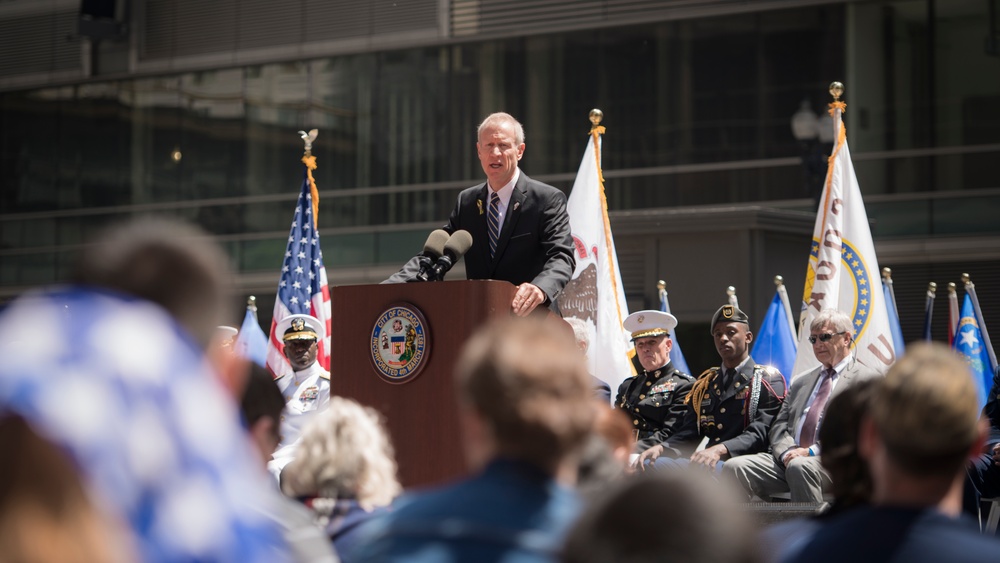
[710,304,749,333]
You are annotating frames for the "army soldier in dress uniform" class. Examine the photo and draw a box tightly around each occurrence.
[616,310,694,453]
[637,304,786,471]
[267,314,331,478]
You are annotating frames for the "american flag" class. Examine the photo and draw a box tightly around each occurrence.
[266,162,331,376]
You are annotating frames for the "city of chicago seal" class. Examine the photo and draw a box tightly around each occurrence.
[370,304,429,384]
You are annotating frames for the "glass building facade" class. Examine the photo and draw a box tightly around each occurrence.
[1,0,998,354]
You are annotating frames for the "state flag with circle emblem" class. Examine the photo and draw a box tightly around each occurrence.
[266,156,331,377]
[792,96,896,378]
[955,292,995,408]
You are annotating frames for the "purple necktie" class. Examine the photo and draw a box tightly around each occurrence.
[488,192,500,258]
[799,368,835,446]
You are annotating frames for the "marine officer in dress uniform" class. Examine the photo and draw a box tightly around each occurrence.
[267,314,331,478]
[616,310,694,453]
[637,305,787,471]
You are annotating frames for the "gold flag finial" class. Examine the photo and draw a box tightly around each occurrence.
[927,282,937,296]
[774,275,784,287]
[882,267,892,281]
[726,286,736,297]
[948,282,957,295]
[829,82,844,101]
[589,108,603,126]
[656,279,666,291]
[961,273,972,286]
[247,295,257,309]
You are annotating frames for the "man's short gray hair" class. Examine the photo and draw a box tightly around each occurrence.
[810,309,853,336]
[477,112,525,145]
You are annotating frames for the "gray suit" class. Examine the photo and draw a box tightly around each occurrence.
[723,359,879,502]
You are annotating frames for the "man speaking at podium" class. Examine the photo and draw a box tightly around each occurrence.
[385,112,575,317]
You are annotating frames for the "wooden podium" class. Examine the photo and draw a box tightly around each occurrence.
[330,280,516,488]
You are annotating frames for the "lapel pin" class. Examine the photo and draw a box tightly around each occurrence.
[477,199,483,215]
[513,201,520,211]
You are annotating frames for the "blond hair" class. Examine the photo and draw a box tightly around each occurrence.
[870,342,981,476]
[281,396,401,511]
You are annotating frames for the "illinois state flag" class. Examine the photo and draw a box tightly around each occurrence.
[792,102,897,378]
[557,126,634,391]
[266,157,332,376]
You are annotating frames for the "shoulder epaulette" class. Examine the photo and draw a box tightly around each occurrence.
[273,373,287,382]
[319,370,331,381]
[697,367,719,381]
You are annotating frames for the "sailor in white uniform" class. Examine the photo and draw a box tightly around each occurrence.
[267,314,330,478]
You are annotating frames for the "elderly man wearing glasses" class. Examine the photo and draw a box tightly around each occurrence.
[723,309,880,503]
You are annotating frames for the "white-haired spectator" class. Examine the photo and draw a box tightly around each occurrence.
[563,316,613,404]
[281,396,402,562]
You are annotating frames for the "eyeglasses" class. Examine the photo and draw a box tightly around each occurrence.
[808,331,845,344]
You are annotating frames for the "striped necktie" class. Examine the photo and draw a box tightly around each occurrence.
[488,192,501,258]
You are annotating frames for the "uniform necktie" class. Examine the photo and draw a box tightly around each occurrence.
[488,192,501,258]
[724,368,737,389]
[799,368,835,446]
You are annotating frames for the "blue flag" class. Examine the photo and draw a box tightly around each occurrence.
[883,281,906,354]
[660,289,691,375]
[922,287,935,341]
[954,293,992,408]
[752,291,797,380]
[236,308,269,367]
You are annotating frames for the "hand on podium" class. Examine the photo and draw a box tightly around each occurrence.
[512,283,546,317]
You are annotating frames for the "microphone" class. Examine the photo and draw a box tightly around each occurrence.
[428,230,473,281]
[413,229,450,282]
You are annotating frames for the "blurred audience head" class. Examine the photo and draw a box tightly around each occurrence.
[562,470,760,563]
[575,404,635,499]
[73,217,233,349]
[818,377,877,510]
[454,316,595,475]
[239,364,286,466]
[0,415,135,563]
[281,396,401,511]
[864,342,984,480]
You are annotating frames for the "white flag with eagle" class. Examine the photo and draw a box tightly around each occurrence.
[558,124,634,393]
[792,97,897,378]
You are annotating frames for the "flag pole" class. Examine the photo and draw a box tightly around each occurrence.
[775,275,798,347]
[923,282,936,341]
[727,286,739,309]
[247,295,258,321]
[962,273,997,370]
[948,282,960,345]
[589,108,625,329]
[881,268,900,320]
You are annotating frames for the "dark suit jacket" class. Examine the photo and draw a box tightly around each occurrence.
[770,359,879,463]
[385,172,575,305]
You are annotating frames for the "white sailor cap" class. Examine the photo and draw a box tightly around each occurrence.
[276,314,325,342]
[623,310,678,341]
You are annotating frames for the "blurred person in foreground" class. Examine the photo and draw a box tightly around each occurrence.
[561,470,761,563]
[760,378,877,562]
[637,305,786,471]
[724,309,879,502]
[786,343,1000,563]
[0,414,136,563]
[0,218,291,562]
[281,396,402,563]
[353,316,595,562]
[239,364,339,563]
[575,403,636,501]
